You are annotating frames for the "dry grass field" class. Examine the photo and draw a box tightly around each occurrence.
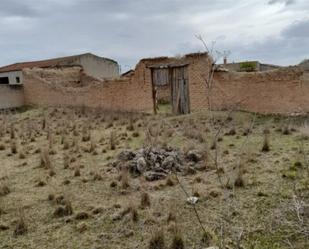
[0,106,308,249]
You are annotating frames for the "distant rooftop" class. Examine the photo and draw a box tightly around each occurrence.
[0,53,117,73]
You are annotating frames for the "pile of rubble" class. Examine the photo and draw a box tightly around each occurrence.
[114,146,205,181]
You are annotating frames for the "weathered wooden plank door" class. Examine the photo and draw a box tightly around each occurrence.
[171,66,190,114]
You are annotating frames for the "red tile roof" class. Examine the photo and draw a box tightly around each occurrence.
[0,53,118,73]
[0,54,88,73]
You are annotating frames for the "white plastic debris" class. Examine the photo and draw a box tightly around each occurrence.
[186,196,199,205]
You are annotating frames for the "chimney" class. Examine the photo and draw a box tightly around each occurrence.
[223,56,227,65]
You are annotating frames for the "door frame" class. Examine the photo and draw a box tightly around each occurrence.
[150,64,190,115]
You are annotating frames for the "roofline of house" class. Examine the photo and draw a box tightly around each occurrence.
[0,53,118,73]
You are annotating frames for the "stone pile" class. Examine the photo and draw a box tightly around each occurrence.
[115,146,205,181]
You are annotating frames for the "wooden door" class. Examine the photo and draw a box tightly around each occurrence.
[171,66,190,114]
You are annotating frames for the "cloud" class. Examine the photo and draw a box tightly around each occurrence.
[268,0,296,5]
[282,19,309,38]
[0,0,308,69]
[0,0,38,17]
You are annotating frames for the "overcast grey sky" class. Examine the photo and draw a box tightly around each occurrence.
[0,0,308,71]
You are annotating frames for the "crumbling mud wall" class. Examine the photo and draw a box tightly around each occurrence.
[21,53,309,115]
[0,85,24,109]
[136,53,213,111]
[23,66,153,112]
[208,68,309,114]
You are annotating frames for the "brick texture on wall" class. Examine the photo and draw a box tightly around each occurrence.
[23,65,154,112]
[210,68,309,114]
[20,53,309,115]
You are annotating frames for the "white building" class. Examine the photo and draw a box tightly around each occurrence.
[0,53,120,85]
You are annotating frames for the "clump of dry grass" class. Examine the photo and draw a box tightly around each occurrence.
[40,149,51,169]
[225,127,236,136]
[148,230,166,249]
[13,209,27,237]
[63,137,70,150]
[140,192,151,209]
[130,206,139,222]
[166,175,175,186]
[281,125,291,135]
[299,123,309,139]
[63,153,70,169]
[82,126,90,142]
[261,133,270,152]
[74,167,81,177]
[110,181,117,188]
[10,124,15,139]
[93,172,103,181]
[110,131,116,150]
[234,165,245,188]
[53,197,73,218]
[132,131,140,138]
[201,230,215,246]
[0,144,5,151]
[169,225,185,249]
[0,182,10,196]
[75,211,90,220]
[90,136,96,153]
[10,140,17,154]
[126,116,135,131]
[120,167,130,189]
[18,148,26,159]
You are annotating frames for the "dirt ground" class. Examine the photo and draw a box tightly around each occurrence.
[0,107,308,249]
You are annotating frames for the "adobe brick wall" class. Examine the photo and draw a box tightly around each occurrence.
[20,53,309,115]
[23,66,153,112]
[209,68,309,114]
[137,52,212,112]
[0,85,24,109]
